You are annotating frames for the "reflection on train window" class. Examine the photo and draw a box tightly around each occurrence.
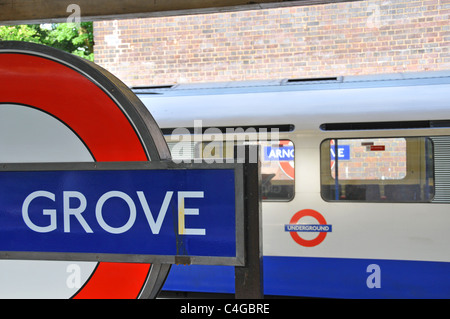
[259,140,295,201]
[321,137,434,202]
[167,139,295,201]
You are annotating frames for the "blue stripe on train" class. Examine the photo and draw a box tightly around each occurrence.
[162,256,450,298]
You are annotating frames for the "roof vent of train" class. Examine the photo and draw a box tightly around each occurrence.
[284,76,342,84]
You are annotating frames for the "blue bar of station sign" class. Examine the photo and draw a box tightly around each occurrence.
[0,167,240,264]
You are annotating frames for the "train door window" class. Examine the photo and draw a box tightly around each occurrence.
[259,140,295,201]
[320,137,434,202]
[168,138,295,201]
[199,139,295,201]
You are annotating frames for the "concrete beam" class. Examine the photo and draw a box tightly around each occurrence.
[0,0,360,25]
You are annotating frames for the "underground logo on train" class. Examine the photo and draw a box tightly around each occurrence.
[285,209,332,247]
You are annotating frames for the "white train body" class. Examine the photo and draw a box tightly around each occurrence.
[135,71,450,298]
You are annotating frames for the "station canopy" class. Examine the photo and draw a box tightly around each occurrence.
[0,0,359,25]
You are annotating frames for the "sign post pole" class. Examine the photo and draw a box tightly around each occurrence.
[235,145,263,299]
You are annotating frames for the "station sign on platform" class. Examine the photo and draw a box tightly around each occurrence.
[0,41,261,298]
[0,162,245,266]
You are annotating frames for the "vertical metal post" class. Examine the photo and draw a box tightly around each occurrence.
[334,139,340,201]
[234,144,263,299]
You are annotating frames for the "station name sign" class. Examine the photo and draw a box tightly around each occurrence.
[0,161,245,266]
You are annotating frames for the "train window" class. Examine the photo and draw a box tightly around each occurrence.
[167,139,295,201]
[320,137,434,202]
[199,139,295,201]
[259,140,295,201]
[329,138,408,180]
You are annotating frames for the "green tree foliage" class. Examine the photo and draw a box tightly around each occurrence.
[0,22,94,61]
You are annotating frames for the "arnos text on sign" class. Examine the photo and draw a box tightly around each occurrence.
[0,162,245,266]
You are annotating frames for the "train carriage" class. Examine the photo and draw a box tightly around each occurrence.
[134,71,450,298]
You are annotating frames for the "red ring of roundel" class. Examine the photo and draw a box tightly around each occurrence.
[0,53,152,299]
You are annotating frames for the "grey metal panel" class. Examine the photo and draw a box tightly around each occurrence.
[432,136,450,203]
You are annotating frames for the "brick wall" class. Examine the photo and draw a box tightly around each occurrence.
[331,138,407,180]
[93,0,450,87]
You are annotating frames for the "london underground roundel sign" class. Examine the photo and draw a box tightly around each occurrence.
[286,209,332,247]
[0,41,171,298]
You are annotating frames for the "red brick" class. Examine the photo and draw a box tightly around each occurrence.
[94,1,450,86]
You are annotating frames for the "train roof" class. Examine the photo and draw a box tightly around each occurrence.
[133,70,450,132]
[132,70,450,97]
